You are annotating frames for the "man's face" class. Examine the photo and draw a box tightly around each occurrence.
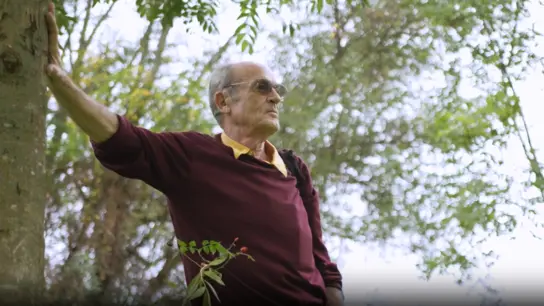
[222,63,285,136]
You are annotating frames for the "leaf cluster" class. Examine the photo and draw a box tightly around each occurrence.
[178,239,254,306]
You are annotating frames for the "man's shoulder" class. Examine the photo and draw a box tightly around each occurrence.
[279,149,317,198]
[164,130,222,150]
[160,130,212,141]
[278,149,311,178]
[169,130,215,141]
[279,149,308,166]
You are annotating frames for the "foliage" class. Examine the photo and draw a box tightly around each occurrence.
[45,0,222,302]
[269,0,540,286]
[52,0,366,54]
[42,0,543,303]
[178,239,254,306]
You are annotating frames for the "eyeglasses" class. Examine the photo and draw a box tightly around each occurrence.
[225,78,287,98]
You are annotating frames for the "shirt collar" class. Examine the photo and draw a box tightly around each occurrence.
[221,133,287,176]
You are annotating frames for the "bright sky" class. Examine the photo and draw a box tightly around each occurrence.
[87,0,544,304]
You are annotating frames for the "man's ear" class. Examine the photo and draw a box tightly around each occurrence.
[215,91,230,114]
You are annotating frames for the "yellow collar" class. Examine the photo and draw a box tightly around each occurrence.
[221,133,287,176]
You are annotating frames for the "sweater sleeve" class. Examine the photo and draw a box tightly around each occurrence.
[296,156,343,290]
[91,115,193,193]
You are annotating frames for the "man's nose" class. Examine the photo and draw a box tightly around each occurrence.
[268,89,283,104]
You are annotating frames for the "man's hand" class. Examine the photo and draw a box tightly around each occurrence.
[325,287,344,306]
[45,2,63,78]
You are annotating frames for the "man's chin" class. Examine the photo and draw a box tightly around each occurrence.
[258,120,280,137]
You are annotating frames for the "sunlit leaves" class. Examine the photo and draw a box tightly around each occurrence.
[134,0,219,31]
[270,0,537,285]
[52,0,78,33]
[54,0,371,55]
[419,99,500,153]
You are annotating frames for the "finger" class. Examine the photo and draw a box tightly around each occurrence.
[45,7,58,37]
[46,65,68,84]
[45,12,60,59]
[46,64,57,77]
[46,64,64,77]
[45,2,58,43]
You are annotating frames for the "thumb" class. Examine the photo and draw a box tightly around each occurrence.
[45,64,60,77]
[45,64,70,91]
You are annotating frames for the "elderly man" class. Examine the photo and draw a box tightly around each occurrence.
[45,3,343,306]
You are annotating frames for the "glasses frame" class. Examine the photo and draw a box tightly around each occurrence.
[224,78,287,99]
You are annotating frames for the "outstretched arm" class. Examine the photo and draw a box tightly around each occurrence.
[44,2,191,193]
[45,2,117,143]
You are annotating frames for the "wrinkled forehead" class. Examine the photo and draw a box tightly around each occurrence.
[231,62,276,83]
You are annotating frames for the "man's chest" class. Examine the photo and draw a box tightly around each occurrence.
[171,154,309,236]
[190,161,303,218]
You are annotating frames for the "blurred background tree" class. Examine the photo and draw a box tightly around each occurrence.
[19,0,544,304]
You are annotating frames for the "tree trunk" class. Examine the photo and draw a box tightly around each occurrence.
[0,0,48,303]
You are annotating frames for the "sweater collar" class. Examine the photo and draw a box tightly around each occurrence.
[220,133,287,176]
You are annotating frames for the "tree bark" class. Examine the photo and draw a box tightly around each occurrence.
[0,0,48,303]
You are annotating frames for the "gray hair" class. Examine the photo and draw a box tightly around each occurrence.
[208,64,235,125]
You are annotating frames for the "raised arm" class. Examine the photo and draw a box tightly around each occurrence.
[45,2,117,143]
[44,3,190,193]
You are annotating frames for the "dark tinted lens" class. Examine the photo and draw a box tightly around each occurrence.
[254,79,287,97]
[255,79,273,93]
[274,84,287,97]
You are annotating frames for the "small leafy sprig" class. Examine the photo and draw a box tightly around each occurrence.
[179,238,254,306]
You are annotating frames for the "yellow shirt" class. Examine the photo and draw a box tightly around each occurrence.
[220,133,287,177]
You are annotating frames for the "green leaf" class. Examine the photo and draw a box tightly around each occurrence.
[315,0,324,13]
[178,240,188,254]
[234,24,246,36]
[208,255,228,267]
[189,240,197,253]
[210,241,228,255]
[202,240,210,254]
[202,289,212,306]
[208,242,217,255]
[204,270,225,286]
[187,286,206,302]
[183,276,205,305]
[241,40,250,52]
[236,34,245,45]
[205,280,221,302]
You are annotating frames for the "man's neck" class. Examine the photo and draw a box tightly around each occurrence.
[223,126,269,160]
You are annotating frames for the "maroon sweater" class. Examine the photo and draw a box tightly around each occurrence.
[92,116,342,305]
